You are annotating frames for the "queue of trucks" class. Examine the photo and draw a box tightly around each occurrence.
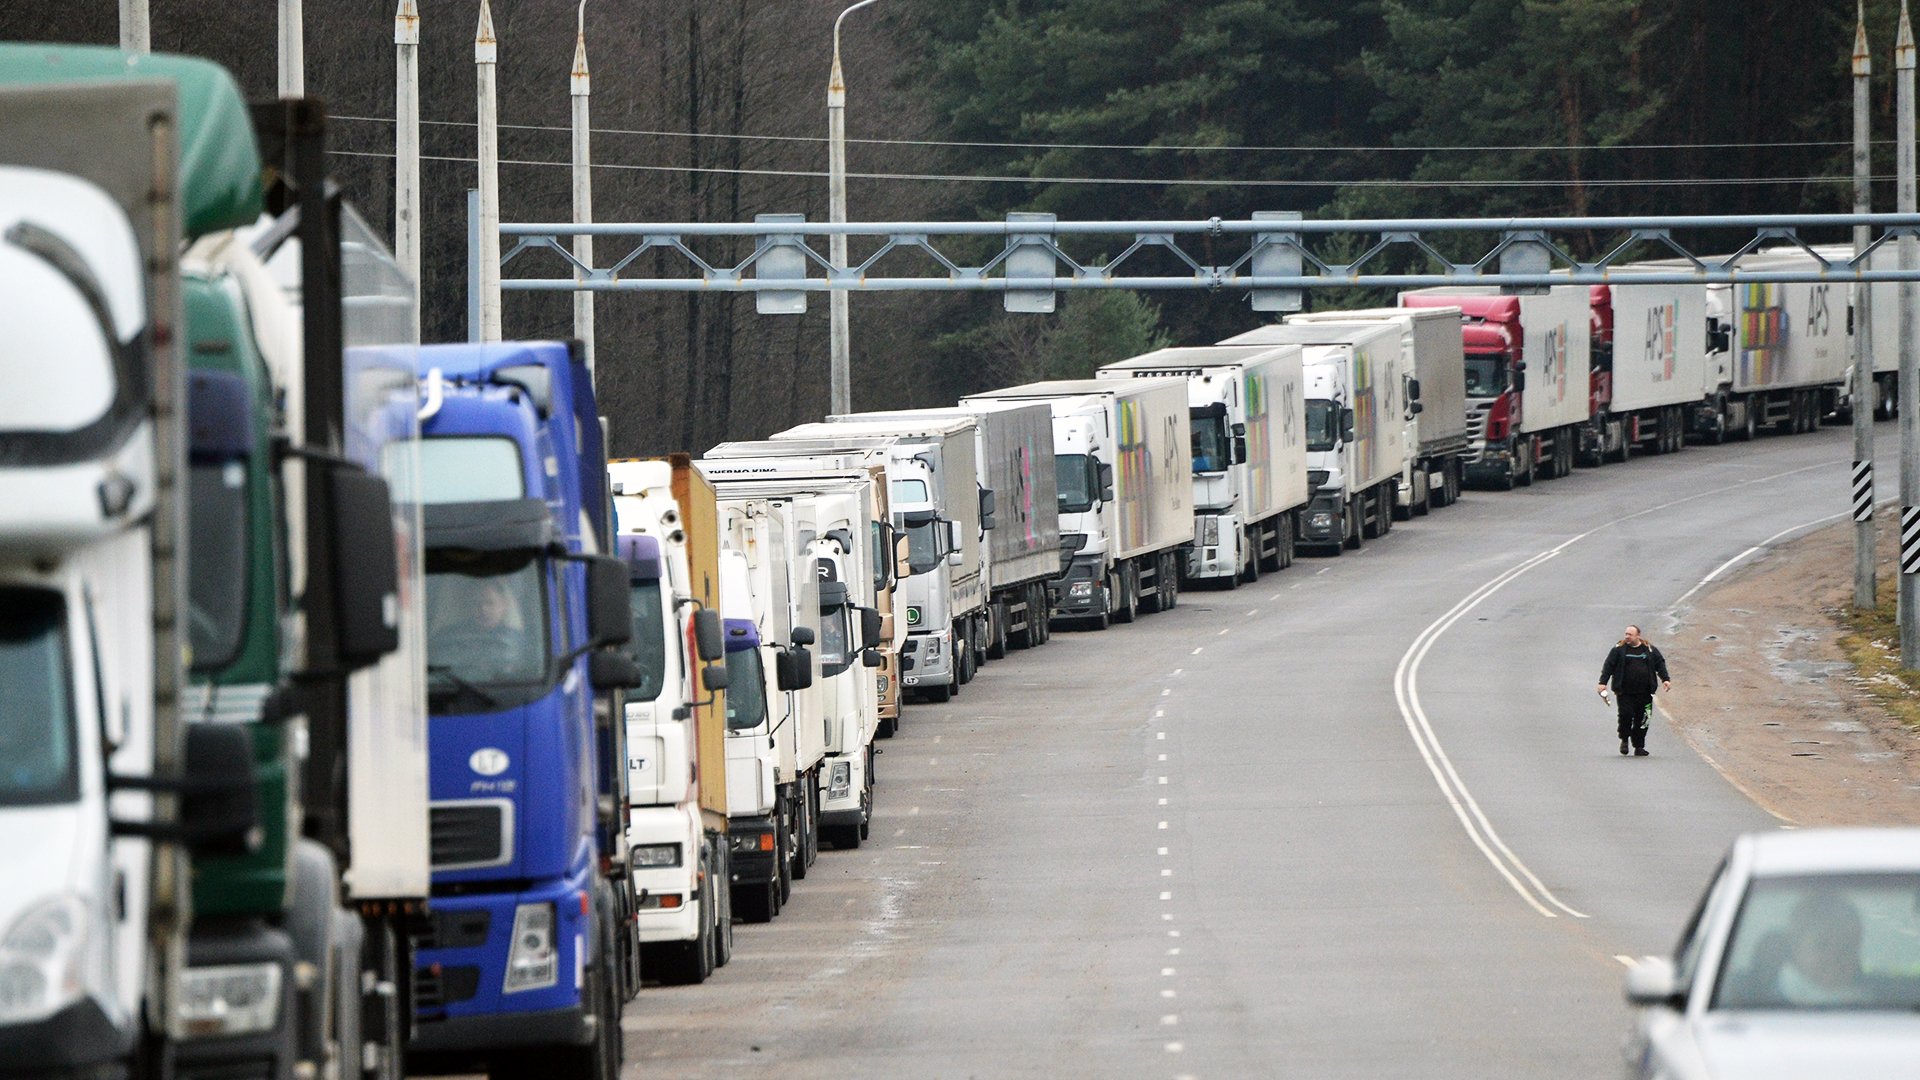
[4,38,1911,1080]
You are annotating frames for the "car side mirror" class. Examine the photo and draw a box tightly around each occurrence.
[790,626,816,647]
[589,650,642,691]
[861,648,884,668]
[859,606,882,648]
[701,662,730,691]
[586,555,633,647]
[1623,957,1684,1009]
[1231,435,1248,465]
[325,466,401,669]
[776,646,814,690]
[692,608,725,662]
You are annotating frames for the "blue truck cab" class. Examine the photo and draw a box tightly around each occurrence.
[406,341,638,1078]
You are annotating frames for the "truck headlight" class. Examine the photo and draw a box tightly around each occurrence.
[1068,581,1093,598]
[503,902,558,993]
[0,895,88,1025]
[827,762,852,800]
[633,843,681,868]
[729,830,774,854]
[1197,517,1220,546]
[1308,511,1333,529]
[876,674,889,695]
[177,962,282,1038]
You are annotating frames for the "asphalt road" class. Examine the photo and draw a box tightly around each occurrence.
[626,422,1889,1079]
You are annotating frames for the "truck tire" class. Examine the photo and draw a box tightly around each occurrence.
[735,883,775,924]
[1034,584,1053,643]
[986,602,1009,660]
[1161,554,1179,609]
[1341,499,1362,550]
[1240,532,1261,583]
[1113,567,1138,624]
[924,681,952,703]
[713,863,733,967]
[501,920,620,1080]
[1412,471,1431,517]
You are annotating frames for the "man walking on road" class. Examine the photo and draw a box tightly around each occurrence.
[1597,625,1671,757]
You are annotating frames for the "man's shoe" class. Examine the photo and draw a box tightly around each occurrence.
[1620,739,1629,756]
[1634,748,1650,757]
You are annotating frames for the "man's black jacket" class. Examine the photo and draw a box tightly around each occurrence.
[1599,641,1670,696]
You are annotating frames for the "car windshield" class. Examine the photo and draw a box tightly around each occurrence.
[623,580,667,703]
[1191,414,1230,473]
[1305,400,1338,452]
[904,518,941,575]
[1464,354,1506,398]
[1711,872,1920,1011]
[424,552,550,708]
[0,588,79,807]
[723,647,768,732]
[187,460,249,670]
[1056,453,1094,514]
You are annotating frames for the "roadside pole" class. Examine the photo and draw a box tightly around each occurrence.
[572,1,594,377]
[1899,0,1919,668]
[120,0,148,53]
[476,0,502,342]
[396,0,421,342]
[278,0,304,96]
[1857,2,1878,612]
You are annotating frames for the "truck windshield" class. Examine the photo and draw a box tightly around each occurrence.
[424,552,550,710]
[904,518,942,575]
[1464,354,1507,398]
[623,580,667,703]
[0,588,79,807]
[723,647,768,731]
[890,478,928,504]
[1191,415,1231,473]
[1056,453,1095,514]
[187,461,248,670]
[1305,400,1339,452]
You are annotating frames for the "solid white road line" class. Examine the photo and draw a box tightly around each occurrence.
[1393,456,1846,921]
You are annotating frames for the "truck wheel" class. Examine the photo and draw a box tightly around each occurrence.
[509,945,619,1080]
[735,882,775,924]
[1161,555,1179,609]
[713,865,733,967]
[1341,499,1362,550]
[1412,472,1431,516]
[986,602,1009,660]
[1113,567,1138,623]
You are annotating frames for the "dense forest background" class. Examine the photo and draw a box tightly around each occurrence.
[4,1,1910,453]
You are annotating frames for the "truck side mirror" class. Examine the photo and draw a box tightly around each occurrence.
[589,650,642,691]
[701,662,730,691]
[692,608,725,662]
[859,606,882,647]
[1407,377,1422,401]
[979,487,997,530]
[1513,370,1527,393]
[1412,401,1424,415]
[790,626,816,646]
[1231,435,1248,465]
[861,648,884,668]
[1340,407,1356,443]
[179,723,262,858]
[325,466,400,669]
[586,555,633,647]
[776,646,814,690]
[1097,461,1114,492]
[893,527,912,579]
[946,519,963,551]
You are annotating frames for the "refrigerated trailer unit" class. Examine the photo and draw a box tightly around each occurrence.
[824,404,1063,659]
[1271,306,1471,513]
[1400,286,1592,489]
[1096,345,1309,587]
[962,378,1192,628]
[1577,282,1708,463]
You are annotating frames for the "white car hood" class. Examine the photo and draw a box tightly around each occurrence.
[1693,1012,1920,1079]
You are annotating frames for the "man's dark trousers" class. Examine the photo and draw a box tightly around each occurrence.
[1616,693,1651,751]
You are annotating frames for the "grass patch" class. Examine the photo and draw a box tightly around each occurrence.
[1839,594,1920,730]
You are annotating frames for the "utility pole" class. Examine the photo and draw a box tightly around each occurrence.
[476,0,502,342]
[572,1,595,378]
[120,0,148,53]
[827,0,884,416]
[1857,2,1878,611]
[278,0,304,96]
[395,0,421,343]
[1899,0,1919,667]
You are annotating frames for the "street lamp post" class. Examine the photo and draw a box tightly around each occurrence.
[476,0,502,342]
[396,0,421,343]
[572,1,595,379]
[120,0,148,53]
[827,0,884,417]
[279,0,304,96]
[1899,0,1919,667]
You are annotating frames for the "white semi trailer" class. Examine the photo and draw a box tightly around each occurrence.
[1272,306,1471,513]
[962,378,1192,628]
[1096,345,1309,587]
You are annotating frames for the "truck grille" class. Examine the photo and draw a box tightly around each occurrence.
[1307,469,1329,491]
[414,964,481,1011]
[416,909,492,951]
[429,800,513,870]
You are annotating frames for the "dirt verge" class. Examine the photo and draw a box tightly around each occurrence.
[1661,519,1920,826]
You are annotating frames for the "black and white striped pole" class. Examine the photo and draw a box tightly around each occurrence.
[1900,0,1920,668]
[1857,5,1878,612]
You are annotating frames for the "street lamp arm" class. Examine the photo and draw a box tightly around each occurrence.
[833,0,885,64]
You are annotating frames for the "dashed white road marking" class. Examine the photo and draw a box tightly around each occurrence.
[1158,776,1168,785]
[1158,753,1167,761]
[1161,868,1172,877]
[1161,1014,1179,1026]
[1158,847,1168,856]
[1157,731,1166,740]
[1165,1042,1183,1053]
[1161,688,1171,697]
[1158,797,1168,805]
[1167,947,1180,955]
[1190,646,1204,655]
[1161,967,1176,976]
[1614,954,1636,967]
[1246,608,1259,616]
[1161,989,1177,999]
[1216,627,1231,636]
[1158,820,1168,830]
